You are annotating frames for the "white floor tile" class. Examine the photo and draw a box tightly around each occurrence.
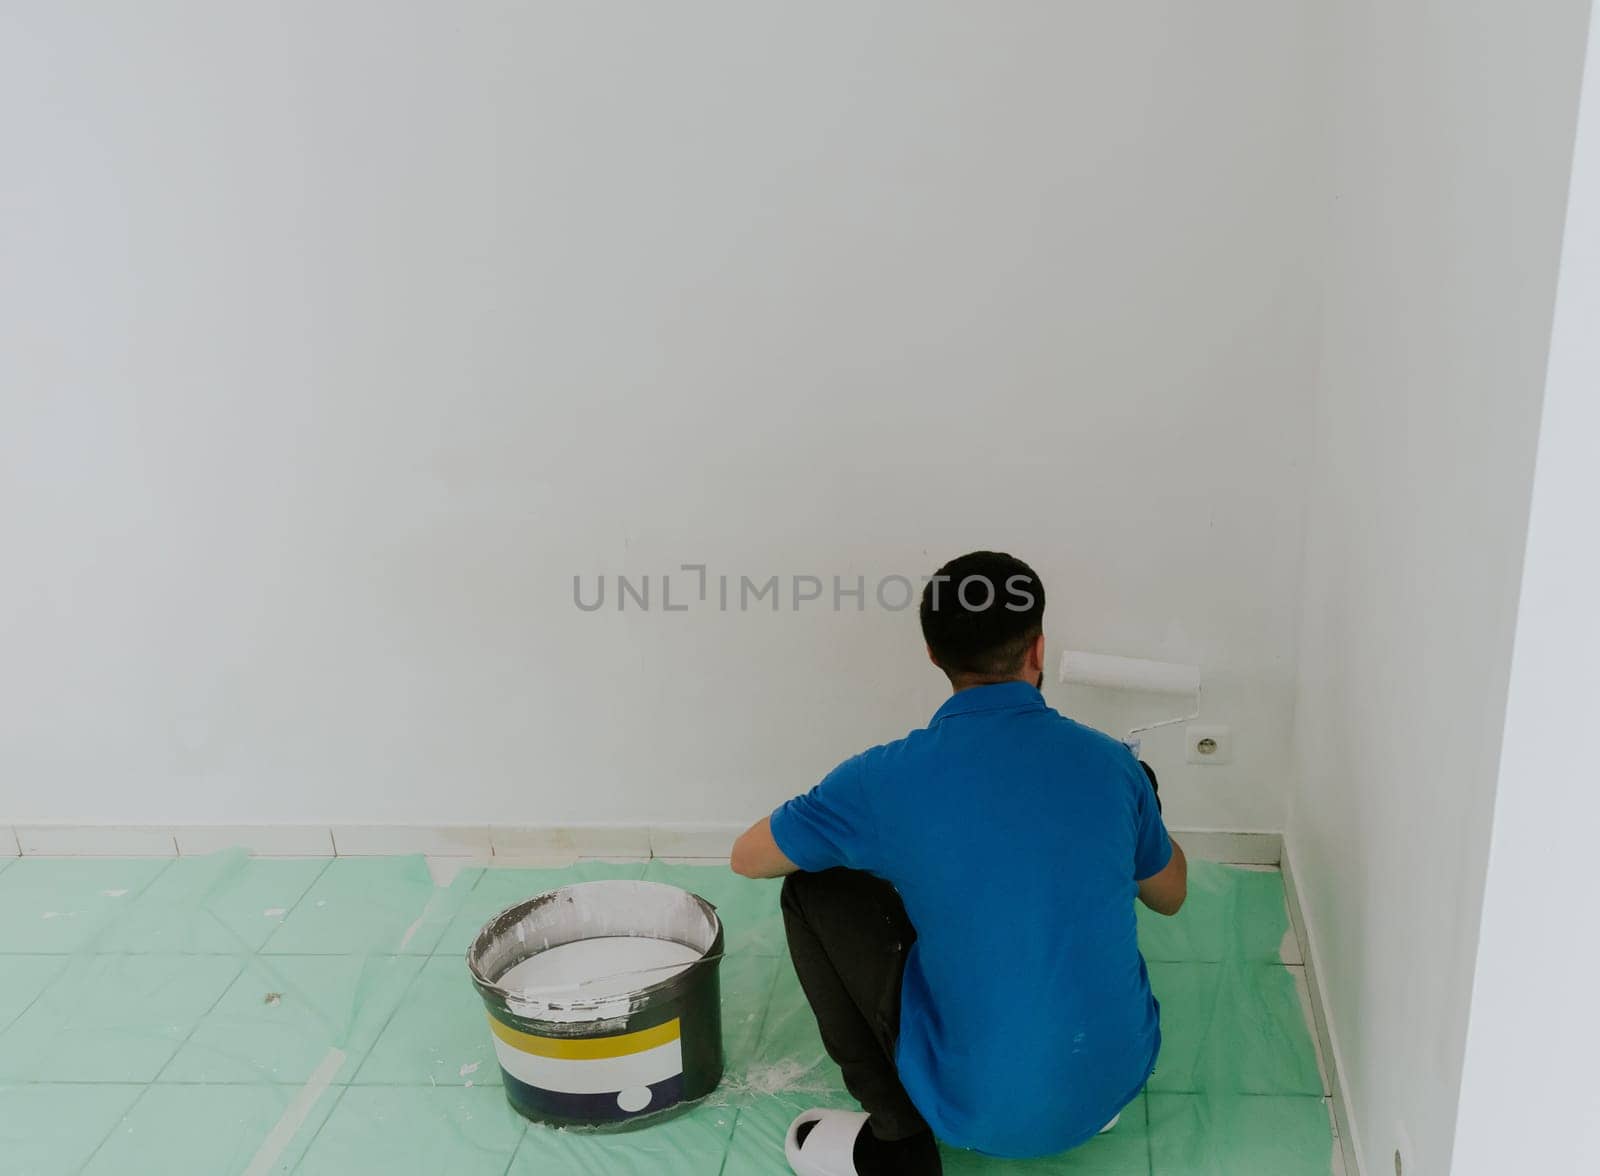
[483,853,581,869]
[655,856,734,866]
[1280,923,1305,965]
[424,856,490,886]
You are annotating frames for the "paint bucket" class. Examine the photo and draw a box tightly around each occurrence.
[466,879,725,1127]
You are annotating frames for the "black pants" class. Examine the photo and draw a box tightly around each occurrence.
[780,867,930,1142]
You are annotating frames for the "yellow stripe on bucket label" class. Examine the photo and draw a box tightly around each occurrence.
[487,1015,682,1061]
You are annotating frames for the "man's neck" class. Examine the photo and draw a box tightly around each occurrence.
[948,673,1039,694]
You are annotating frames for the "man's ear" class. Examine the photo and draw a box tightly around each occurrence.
[1030,632,1047,676]
[926,643,941,668]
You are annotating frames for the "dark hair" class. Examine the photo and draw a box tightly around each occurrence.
[919,551,1045,679]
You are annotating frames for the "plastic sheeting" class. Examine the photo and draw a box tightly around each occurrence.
[0,854,1333,1174]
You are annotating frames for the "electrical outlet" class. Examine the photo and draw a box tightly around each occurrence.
[1185,724,1233,765]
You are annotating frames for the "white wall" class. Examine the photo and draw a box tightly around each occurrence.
[0,2,1317,830]
[1452,10,1600,1170]
[1286,1,1594,1174]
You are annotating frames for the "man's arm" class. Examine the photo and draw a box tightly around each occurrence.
[730,817,801,879]
[1137,838,1188,916]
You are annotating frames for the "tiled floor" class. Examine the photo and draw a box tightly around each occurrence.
[0,852,1340,1175]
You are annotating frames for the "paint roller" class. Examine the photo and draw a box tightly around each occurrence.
[1057,650,1202,758]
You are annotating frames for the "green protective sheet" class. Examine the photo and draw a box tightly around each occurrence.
[0,854,1335,1174]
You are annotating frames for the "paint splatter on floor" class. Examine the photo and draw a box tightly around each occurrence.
[0,853,1338,1173]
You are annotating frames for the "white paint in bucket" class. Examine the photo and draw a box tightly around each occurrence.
[469,881,727,1123]
[498,936,701,1003]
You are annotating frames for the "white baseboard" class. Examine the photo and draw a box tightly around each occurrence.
[1281,836,1366,1176]
[175,826,335,856]
[644,823,748,858]
[331,825,492,857]
[3,822,1283,865]
[492,824,655,859]
[3,823,721,860]
[1167,828,1282,864]
[15,826,179,856]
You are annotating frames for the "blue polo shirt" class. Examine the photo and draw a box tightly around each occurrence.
[769,681,1170,1158]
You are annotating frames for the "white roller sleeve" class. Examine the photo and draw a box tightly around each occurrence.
[1058,650,1201,694]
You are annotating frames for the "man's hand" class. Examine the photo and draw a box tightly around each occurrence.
[730,817,801,879]
[1137,839,1188,916]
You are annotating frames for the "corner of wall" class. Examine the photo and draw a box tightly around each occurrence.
[1281,828,1367,1176]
